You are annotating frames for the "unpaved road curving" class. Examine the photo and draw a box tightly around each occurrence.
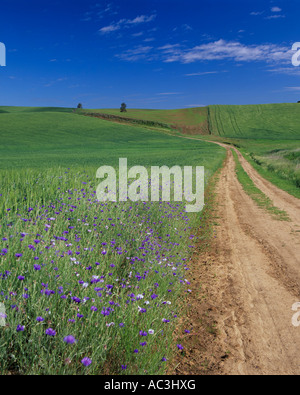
[210,146,300,375]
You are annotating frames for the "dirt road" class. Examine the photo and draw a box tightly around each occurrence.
[211,146,300,375]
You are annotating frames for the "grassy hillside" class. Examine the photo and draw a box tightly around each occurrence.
[206,104,300,197]
[0,106,223,171]
[82,107,209,135]
[209,103,300,140]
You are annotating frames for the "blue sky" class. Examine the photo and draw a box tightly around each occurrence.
[0,0,300,109]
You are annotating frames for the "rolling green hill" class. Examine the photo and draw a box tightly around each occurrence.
[208,103,300,140]
[82,107,209,135]
[0,106,224,173]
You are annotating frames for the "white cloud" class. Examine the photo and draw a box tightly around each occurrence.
[132,32,144,38]
[285,87,300,91]
[99,14,156,34]
[99,23,121,34]
[250,11,264,16]
[185,71,220,76]
[127,15,156,25]
[159,39,292,64]
[271,7,282,12]
[116,39,293,69]
[116,46,153,62]
[268,67,300,76]
[265,14,285,20]
[157,92,183,95]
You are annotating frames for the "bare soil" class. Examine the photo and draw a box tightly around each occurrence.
[174,145,300,375]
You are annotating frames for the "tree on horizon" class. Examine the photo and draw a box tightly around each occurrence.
[120,103,127,113]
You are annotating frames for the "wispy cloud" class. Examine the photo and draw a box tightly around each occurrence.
[251,6,285,20]
[116,46,154,62]
[284,86,300,91]
[271,6,282,13]
[268,67,300,76]
[250,11,264,16]
[157,92,183,95]
[99,23,122,34]
[127,15,156,25]
[81,3,116,22]
[265,14,285,20]
[116,39,292,69]
[99,14,156,34]
[44,77,67,88]
[159,39,292,64]
[185,71,222,76]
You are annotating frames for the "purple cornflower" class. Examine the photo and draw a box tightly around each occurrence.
[16,325,24,332]
[177,344,184,350]
[34,264,41,271]
[45,328,56,336]
[36,317,44,322]
[81,357,92,367]
[63,335,76,344]
[139,331,147,337]
[18,276,25,281]
[121,365,127,370]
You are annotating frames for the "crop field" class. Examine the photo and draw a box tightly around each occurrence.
[206,104,300,198]
[0,107,225,375]
[209,103,300,140]
[82,107,209,135]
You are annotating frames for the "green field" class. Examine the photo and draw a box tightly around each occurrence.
[82,107,209,135]
[209,103,300,140]
[205,104,300,198]
[0,106,217,170]
[0,106,225,375]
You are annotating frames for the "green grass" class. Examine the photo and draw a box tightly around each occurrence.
[205,104,300,198]
[0,106,226,375]
[81,107,209,135]
[0,107,222,172]
[209,103,300,140]
[232,150,290,221]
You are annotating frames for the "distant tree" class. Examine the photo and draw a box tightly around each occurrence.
[77,103,83,109]
[120,103,127,113]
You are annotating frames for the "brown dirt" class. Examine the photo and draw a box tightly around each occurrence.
[174,145,300,375]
